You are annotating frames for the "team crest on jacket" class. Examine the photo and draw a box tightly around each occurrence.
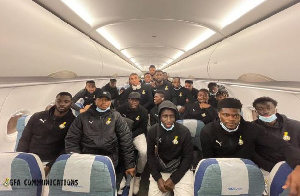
[179,92,182,97]
[39,119,46,123]
[238,135,243,145]
[136,115,140,121]
[165,86,168,90]
[201,113,206,117]
[283,132,290,141]
[59,122,66,129]
[106,118,111,125]
[142,90,145,94]
[172,136,178,144]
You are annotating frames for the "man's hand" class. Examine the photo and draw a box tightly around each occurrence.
[164,178,175,191]
[80,104,91,113]
[125,167,136,177]
[282,165,300,196]
[199,103,211,109]
[157,178,167,193]
[44,166,51,176]
[179,106,185,114]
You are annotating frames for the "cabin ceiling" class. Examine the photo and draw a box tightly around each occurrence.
[34,0,298,71]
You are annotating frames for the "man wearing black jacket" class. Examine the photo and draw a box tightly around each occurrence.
[117,92,148,195]
[200,98,300,194]
[147,100,193,196]
[150,90,165,126]
[101,79,118,100]
[17,92,75,176]
[151,70,174,101]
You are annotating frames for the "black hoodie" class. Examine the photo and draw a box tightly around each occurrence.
[147,101,193,184]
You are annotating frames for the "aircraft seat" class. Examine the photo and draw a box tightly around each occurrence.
[267,161,292,196]
[48,153,116,196]
[194,158,265,196]
[0,152,45,196]
[14,115,31,151]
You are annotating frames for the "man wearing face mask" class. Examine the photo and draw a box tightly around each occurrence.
[119,73,153,111]
[65,91,136,189]
[117,92,148,195]
[147,100,193,196]
[200,98,300,194]
[252,97,300,171]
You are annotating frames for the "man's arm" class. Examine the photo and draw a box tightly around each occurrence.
[142,85,153,110]
[200,125,215,158]
[71,89,85,111]
[65,117,83,154]
[283,165,300,196]
[16,114,36,152]
[132,109,148,138]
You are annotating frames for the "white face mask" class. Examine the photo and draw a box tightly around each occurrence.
[132,84,141,90]
[96,107,110,113]
[259,113,277,123]
[160,122,174,131]
[220,122,239,132]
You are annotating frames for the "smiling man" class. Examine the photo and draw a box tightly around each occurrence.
[17,92,76,175]
[200,98,300,194]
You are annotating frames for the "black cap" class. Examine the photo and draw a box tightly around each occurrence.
[96,91,111,100]
[128,92,141,99]
[110,79,117,83]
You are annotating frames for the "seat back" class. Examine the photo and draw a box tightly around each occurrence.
[49,154,116,196]
[194,158,264,196]
[0,152,44,196]
[268,161,292,196]
[176,119,205,151]
[14,115,31,151]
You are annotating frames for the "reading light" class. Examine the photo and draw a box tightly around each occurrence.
[221,0,265,28]
[185,29,215,51]
[61,0,94,26]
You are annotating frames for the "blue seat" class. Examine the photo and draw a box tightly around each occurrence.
[194,158,265,196]
[15,115,31,151]
[268,161,292,196]
[0,152,45,196]
[176,119,205,151]
[49,154,116,196]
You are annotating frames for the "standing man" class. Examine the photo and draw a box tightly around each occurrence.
[119,73,153,111]
[65,91,136,189]
[184,80,198,101]
[151,70,173,101]
[117,92,148,195]
[143,72,153,85]
[71,80,101,113]
[17,92,75,175]
[149,65,156,77]
[102,79,118,100]
[252,96,300,171]
[150,90,165,126]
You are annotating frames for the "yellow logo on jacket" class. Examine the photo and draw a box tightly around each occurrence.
[283,132,290,141]
[142,90,145,94]
[106,118,111,125]
[172,136,179,144]
[136,115,140,121]
[179,92,182,97]
[59,122,66,129]
[165,86,168,90]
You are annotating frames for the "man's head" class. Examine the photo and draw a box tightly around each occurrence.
[149,65,156,76]
[158,101,177,129]
[144,72,152,83]
[172,77,181,89]
[218,98,242,130]
[197,89,209,103]
[95,91,112,110]
[128,92,141,110]
[154,70,164,83]
[55,92,72,113]
[154,90,165,105]
[129,73,140,86]
[163,72,168,81]
[85,80,96,94]
[253,97,277,117]
[208,82,218,94]
[109,79,117,88]
[119,87,125,94]
[216,90,229,102]
[184,80,193,91]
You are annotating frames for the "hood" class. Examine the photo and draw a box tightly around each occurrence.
[157,100,179,121]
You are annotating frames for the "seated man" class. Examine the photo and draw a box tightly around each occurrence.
[252,96,300,171]
[184,80,198,101]
[17,92,76,175]
[65,91,136,188]
[216,90,229,103]
[71,80,101,113]
[147,100,193,196]
[207,82,218,109]
[183,89,218,124]
[150,90,165,126]
[117,92,148,195]
[200,98,300,193]
[101,79,118,100]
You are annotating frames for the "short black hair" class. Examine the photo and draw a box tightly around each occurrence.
[185,80,193,84]
[144,72,151,76]
[110,79,117,83]
[198,88,209,95]
[155,90,165,98]
[173,77,180,81]
[218,98,242,111]
[56,92,72,99]
[216,90,229,97]
[208,82,217,90]
[149,65,156,69]
[86,80,95,85]
[154,70,163,74]
[252,97,278,108]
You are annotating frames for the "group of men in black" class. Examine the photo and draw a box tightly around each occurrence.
[16,65,300,196]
